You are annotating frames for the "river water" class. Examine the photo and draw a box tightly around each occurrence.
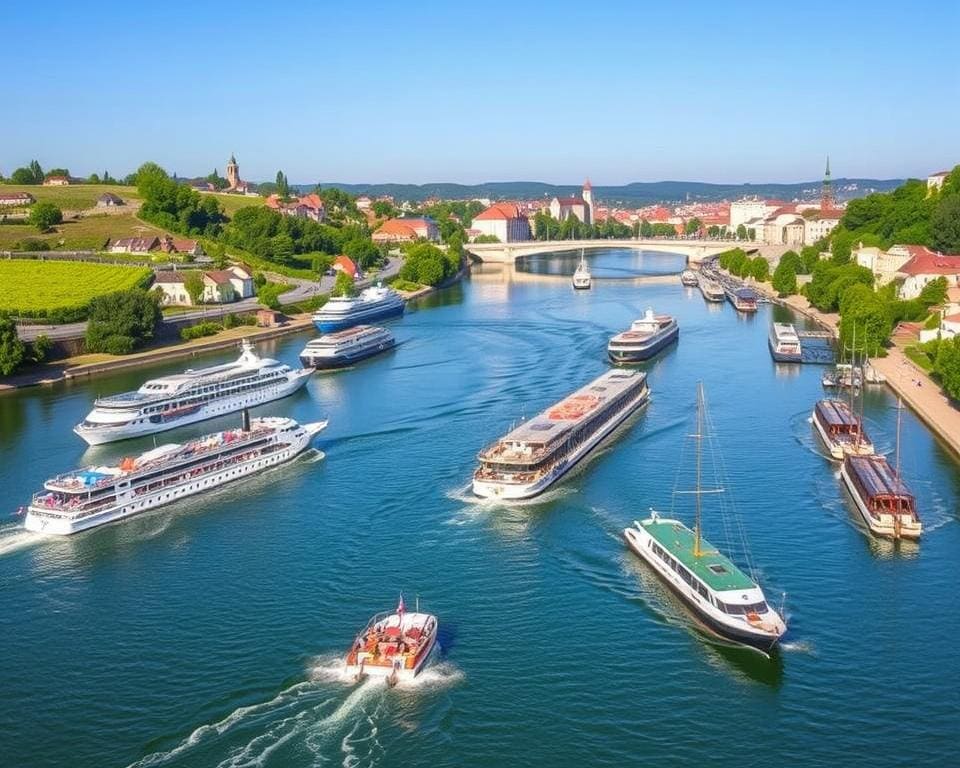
[1,248,958,767]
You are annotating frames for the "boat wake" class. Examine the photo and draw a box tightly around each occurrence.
[444,481,576,526]
[0,524,39,557]
[779,639,815,655]
[127,653,461,768]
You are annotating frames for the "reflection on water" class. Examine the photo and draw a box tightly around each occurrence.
[512,247,687,279]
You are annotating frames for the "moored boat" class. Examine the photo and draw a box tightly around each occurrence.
[730,288,758,313]
[312,284,405,333]
[572,251,592,290]
[812,399,874,460]
[768,323,802,362]
[699,279,726,303]
[623,384,787,654]
[345,597,438,686]
[25,416,327,536]
[74,340,314,445]
[680,269,698,287]
[607,309,679,363]
[299,325,395,370]
[473,369,649,500]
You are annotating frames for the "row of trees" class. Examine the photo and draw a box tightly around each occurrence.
[399,241,461,287]
[5,160,70,185]
[136,162,225,237]
[84,289,163,355]
[531,212,634,241]
[717,248,769,281]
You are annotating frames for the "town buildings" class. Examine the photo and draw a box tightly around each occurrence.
[372,217,440,243]
[928,171,950,194]
[898,247,960,299]
[332,255,359,277]
[42,176,70,186]
[224,154,253,194]
[152,265,254,306]
[471,202,531,242]
[265,193,325,222]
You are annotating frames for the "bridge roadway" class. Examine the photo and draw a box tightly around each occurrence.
[465,238,732,265]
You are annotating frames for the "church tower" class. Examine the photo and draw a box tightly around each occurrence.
[582,179,594,226]
[226,154,240,190]
[820,156,834,212]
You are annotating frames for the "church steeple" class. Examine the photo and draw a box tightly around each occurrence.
[821,155,834,212]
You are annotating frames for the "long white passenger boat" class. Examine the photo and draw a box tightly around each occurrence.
[299,325,395,369]
[473,370,649,500]
[25,416,326,535]
[74,340,313,445]
[312,285,405,333]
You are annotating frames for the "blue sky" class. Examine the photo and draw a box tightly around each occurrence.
[4,1,958,185]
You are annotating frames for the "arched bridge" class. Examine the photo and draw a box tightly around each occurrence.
[465,238,731,265]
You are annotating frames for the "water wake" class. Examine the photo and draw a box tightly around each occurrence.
[0,524,39,557]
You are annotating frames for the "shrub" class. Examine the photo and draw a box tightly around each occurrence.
[180,322,223,341]
[28,201,63,232]
[31,334,53,363]
[84,288,162,354]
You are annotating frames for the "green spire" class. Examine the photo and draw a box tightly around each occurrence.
[825,155,831,179]
[229,153,237,165]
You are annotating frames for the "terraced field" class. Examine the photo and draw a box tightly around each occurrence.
[0,259,153,318]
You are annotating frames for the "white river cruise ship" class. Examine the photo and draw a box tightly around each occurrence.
[473,370,649,499]
[25,417,326,535]
[74,340,314,445]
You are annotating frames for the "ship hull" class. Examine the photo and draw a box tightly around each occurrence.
[301,338,396,369]
[768,337,802,363]
[472,387,649,500]
[313,302,404,333]
[623,526,782,653]
[608,325,679,363]
[24,425,323,535]
[74,369,313,446]
[811,409,874,461]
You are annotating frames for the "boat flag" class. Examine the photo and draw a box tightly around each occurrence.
[397,594,405,619]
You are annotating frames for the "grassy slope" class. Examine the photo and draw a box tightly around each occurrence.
[0,213,169,251]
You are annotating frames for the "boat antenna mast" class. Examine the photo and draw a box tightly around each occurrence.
[894,396,903,540]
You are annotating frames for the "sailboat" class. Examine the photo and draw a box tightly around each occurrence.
[812,324,875,460]
[572,249,592,290]
[840,397,922,540]
[624,383,787,654]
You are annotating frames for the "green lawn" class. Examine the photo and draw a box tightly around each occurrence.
[205,191,265,215]
[0,259,153,317]
[904,345,934,373]
[0,183,140,211]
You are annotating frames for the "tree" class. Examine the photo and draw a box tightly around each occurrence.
[45,168,70,180]
[333,270,355,297]
[931,195,960,254]
[838,284,891,357]
[29,160,43,184]
[88,173,101,184]
[372,200,396,218]
[640,219,654,238]
[934,337,960,400]
[771,260,798,296]
[183,271,205,305]
[10,167,37,184]
[84,289,162,354]
[685,217,702,236]
[736,224,747,240]
[919,276,948,308]
[276,171,290,199]
[0,313,26,376]
[31,334,53,363]
[399,242,453,286]
[28,202,63,231]
[750,257,769,282]
[344,237,380,269]
[707,225,720,238]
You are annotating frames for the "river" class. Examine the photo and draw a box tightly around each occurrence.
[1,248,958,767]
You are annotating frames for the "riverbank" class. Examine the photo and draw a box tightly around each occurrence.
[747,273,960,460]
[0,315,315,392]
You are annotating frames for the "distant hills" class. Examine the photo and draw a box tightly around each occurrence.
[296,178,906,205]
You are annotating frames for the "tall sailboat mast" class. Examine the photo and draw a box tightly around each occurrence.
[894,396,903,540]
[694,382,704,557]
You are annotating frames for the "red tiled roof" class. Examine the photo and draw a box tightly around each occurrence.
[374,219,419,237]
[555,196,585,206]
[474,202,521,221]
[333,255,358,276]
[942,313,960,323]
[265,195,282,209]
[899,247,960,276]
[298,193,324,210]
[205,270,235,285]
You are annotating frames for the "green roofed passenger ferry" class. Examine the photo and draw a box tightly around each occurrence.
[624,383,787,654]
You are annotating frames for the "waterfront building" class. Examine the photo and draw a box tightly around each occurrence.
[729,199,780,230]
[898,247,960,299]
[547,180,593,226]
[372,217,440,243]
[471,202,531,242]
[853,243,914,286]
[96,192,125,207]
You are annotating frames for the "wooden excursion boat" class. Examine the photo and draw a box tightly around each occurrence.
[812,399,874,460]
